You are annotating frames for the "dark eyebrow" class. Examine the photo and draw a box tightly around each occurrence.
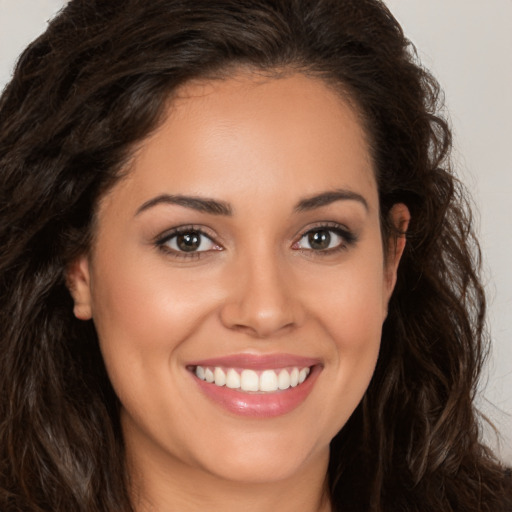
[135,194,232,216]
[295,189,369,212]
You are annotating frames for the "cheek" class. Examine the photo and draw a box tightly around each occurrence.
[88,252,220,402]
[324,279,384,380]
[90,250,218,344]
[307,248,387,348]
[87,257,220,451]
[329,282,385,355]
[302,249,386,428]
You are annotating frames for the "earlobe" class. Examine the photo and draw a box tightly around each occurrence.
[385,203,410,297]
[65,256,93,320]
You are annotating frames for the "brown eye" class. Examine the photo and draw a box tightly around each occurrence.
[294,227,349,252]
[161,230,219,253]
[176,232,202,252]
[307,230,332,250]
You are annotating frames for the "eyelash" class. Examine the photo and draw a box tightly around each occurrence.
[155,223,357,260]
[292,223,357,256]
[155,225,221,260]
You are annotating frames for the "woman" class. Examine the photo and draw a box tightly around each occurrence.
[0,0,510,511]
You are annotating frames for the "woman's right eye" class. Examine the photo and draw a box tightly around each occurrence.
[157,229,222,256]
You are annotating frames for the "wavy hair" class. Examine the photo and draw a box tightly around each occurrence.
[0,0,510,510]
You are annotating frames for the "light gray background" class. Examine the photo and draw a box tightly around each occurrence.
[1,1,510,463]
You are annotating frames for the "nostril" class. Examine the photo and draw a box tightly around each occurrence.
[220,299,297,337]
[218,264,304,336]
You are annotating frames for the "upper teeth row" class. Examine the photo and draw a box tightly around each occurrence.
[195,366,311,392]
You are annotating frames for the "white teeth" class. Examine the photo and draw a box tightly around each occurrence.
[290,368,299,387]
[214,367,226,386]
[194,365,312,393]
[225,368,241,389]
[205,368,214,383]
[298,367,310,384]
[195,366,205,380]
[260,370,278,392]
[240,369,259,391]
[278,369,291,390]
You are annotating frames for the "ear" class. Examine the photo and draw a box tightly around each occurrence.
[65,255,93,320]
[384,203,410,300]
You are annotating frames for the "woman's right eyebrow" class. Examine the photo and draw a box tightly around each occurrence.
[135,194,232,216]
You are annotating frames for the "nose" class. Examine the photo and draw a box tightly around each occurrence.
[219,252,303,338]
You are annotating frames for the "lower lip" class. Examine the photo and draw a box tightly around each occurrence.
[191,366,321,418]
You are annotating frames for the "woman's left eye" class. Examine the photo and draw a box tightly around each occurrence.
[158,229,220,254]
[294,227,352,252]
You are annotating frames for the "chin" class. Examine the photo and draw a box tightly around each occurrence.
[188,422,332,485]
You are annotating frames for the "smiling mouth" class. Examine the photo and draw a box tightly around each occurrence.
[188,357,321,417]
[191,365,312,393]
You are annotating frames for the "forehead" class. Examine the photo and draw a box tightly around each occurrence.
[101,72,378,216]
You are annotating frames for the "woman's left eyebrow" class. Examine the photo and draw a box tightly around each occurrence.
[135,194,232,216]
[294,189,369,212]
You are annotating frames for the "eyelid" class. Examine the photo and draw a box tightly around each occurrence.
[154,225,223,258]
[292,222,357,252]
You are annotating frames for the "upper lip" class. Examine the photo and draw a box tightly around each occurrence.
[187,353,322,370]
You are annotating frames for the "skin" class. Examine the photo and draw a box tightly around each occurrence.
[68,72,409,512]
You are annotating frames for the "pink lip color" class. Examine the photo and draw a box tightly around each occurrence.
[188,354,322,418]
[188,353,320,370]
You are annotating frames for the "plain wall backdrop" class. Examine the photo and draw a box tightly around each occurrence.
[1,0,511,463]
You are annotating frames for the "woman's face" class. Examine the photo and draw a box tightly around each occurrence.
[70,73,407,487]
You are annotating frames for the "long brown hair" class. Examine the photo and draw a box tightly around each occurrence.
[0,1,510,510]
